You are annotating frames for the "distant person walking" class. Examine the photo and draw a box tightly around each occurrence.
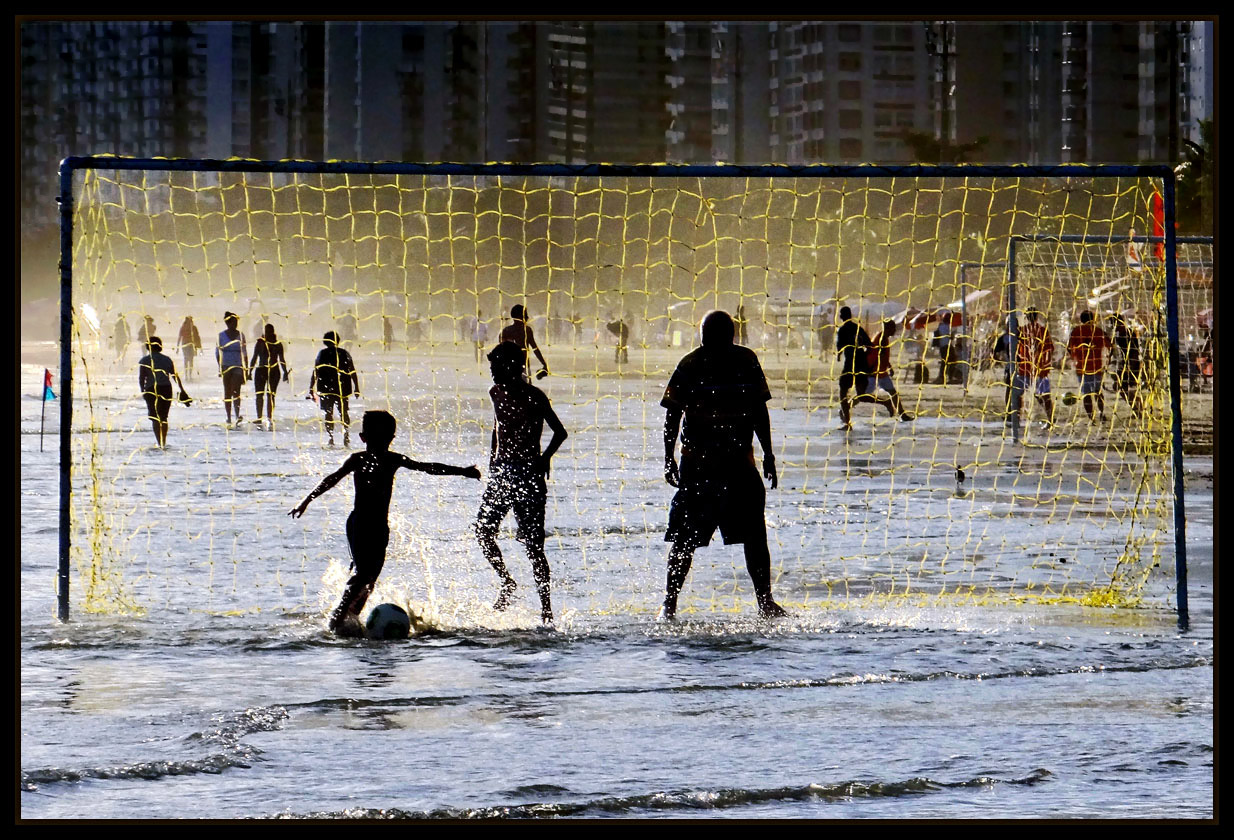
[138,336,190,448]
[176,316,202,380]
[383,316,394,352]
[474,341,568,624]
[500,304,550,380]
[1066,310,1111,424]
[113,314,131,362]
[215,311,249,426]
[250,323,290,429]
[659,310,787,621]
[470,311,490,363]
[607,317,630,364]
[835,306,873,431]
[136,315,157,349]
[1110,315,1144,418]
[309,330,360,447]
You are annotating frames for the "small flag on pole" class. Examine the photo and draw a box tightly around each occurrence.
[40,368,54,452]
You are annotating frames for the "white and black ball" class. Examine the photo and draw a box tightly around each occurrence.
[365,603,412,640]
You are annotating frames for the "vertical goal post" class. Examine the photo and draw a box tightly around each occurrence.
[54,158,1191,626]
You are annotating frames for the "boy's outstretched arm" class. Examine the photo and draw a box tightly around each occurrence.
[539,404,568,478]
[400,455,481,480]
[288,456,357,518]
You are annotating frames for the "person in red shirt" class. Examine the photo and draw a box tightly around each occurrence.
[1013,308,1055,428]
[1066,310,1112,423]
[864,320,914,422]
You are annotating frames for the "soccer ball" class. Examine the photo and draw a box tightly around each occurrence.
[365,603,412,640]
[1062,392,1079,406]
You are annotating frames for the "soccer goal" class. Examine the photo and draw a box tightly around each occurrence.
[55,159,1192,625]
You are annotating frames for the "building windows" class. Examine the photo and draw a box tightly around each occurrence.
[839,109,862,130]
[838,80,861,100]
[838,24,861,43]
[838,52,861,72]
[839,137,863,158]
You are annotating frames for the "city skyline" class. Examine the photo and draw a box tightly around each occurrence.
[20,19,1215,238]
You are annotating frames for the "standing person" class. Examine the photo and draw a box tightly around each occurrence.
[215,311,248,427]
[250,323,291,429]
[500,304,550,380]
[382,316,394,352]
[113,314,131,362]
[1066,310,1112,424]
[176,315,202,381]
[1110,315,1144,418]
[1012,307,1055,429]
[990,324,1013,388]
[932,310,953,384]
[288,410,480,636]
[607,316,630,364]
[735,304,749,346]
[137,315,157,348]
[659,310,787,621]
[865,320,915,421]
[474,341,569,624]
[835,306,873,432]
[138,336,190,448]
[470,311,490,363]
[309,331,360,447]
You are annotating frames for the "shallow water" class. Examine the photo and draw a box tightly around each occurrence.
[19,349,1213,819]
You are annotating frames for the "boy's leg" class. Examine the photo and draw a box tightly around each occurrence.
[340,398,351,446]
[330,523,386,633]
[475,482,517,610]
[527,539,553,623]
[254,374,264,420]
[322,399,335,443]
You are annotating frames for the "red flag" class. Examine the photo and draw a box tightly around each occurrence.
[1151,191,1165,261]
[43,368,56,401]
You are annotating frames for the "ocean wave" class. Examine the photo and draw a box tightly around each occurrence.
[21,752,256,791]
[270,770,1053,818]
[21,706,288,792]
[281,656,1212,714]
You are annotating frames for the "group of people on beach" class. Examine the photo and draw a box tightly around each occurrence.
[131,297,1151,634]
[287,308,787,635]
[834,305,1148,432]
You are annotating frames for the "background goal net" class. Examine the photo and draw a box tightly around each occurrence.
[59,160,1192,623]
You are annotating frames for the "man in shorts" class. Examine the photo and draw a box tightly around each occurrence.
[215,311,248,426]
[835,306,872,431]
[660,310,787,621]
[474,341,569,624]
[1066,310,1111,424]
[1011,307,1055,429]
[309,330,360,447]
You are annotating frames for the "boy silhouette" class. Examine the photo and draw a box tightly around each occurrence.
[474,341,568,623]
[289,410,480,636]
[500,304,550,380]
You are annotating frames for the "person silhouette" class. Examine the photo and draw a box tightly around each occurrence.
[659,310,787,621]
[289,410,480,635]
[473,341,568,623]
